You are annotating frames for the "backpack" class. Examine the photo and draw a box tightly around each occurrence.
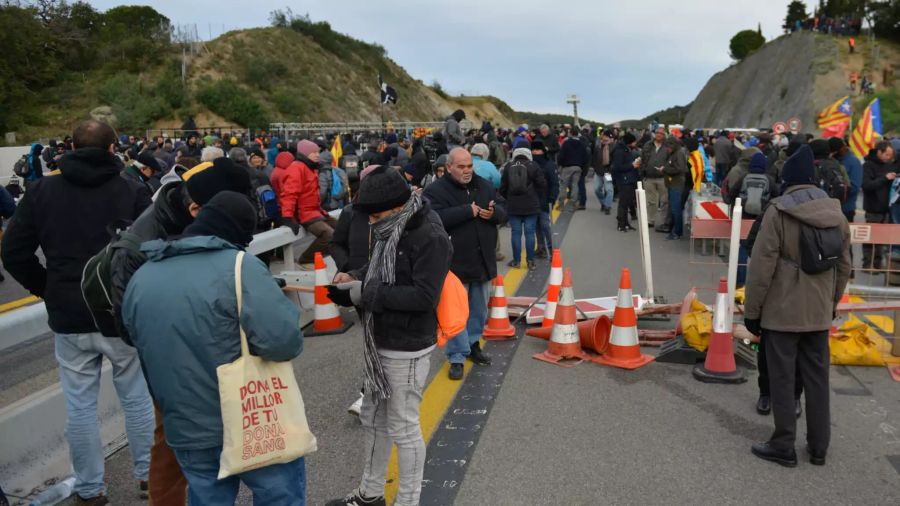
[255,184,280,221]
[817,160,848,203]
[330,169,344,199]
[436,271,469,347]
[506,159,530,196]
[739,174,770,216]
[81,222,144,337]
[798,224,844,274]
[13,155,30,178]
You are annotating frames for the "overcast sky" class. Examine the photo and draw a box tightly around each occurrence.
[88,0,792,123]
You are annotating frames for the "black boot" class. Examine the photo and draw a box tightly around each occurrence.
[751,442,797,467]
[756,395,771,415]
[806,445,826,466]
[469,341,492,366]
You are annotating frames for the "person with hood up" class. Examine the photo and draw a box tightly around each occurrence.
[500,147,546,269]
[326,168,451,506]
[122,191,305,505]
[1,120,154,504]
[861,141,897,270]
[271,140,337,267]
[443,109,466,149]
[744,145,851,468]
[612,132,640,232]
[531,140,559,258]
[470,143,501,189]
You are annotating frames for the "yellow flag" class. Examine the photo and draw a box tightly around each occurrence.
[330,135,342,167]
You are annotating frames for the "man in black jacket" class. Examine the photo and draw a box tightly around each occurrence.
[423,147,507,380]
[861,141,897,269]
[500,148,546,269]
[612,133,640,231]
[1,120,154,504]
[531,141,559,257]
[557,128,588,210]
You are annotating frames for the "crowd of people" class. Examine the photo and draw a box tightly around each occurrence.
[788,14,861,36]
[0,110,898,505]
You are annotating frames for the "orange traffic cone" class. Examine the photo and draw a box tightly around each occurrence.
[526,316,611,355]
[692,277,746,383]
[591,268,655,370]
[541,249,564,327]
[483,275,516,340]
[533,269,590,367]
[306,252,354,336]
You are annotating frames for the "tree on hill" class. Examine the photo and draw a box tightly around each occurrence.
[784,1,807,29]
[729,29,766,60]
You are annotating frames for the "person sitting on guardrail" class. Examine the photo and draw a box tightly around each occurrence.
[271,140,337,269]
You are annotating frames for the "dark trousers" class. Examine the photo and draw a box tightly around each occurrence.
[617,183,637,227]
[862,212,886,267]
[756,332,803,398]
[578,167,588,206]
[843,209,855,267]
[764,329,831,452]
[715,163,729,187]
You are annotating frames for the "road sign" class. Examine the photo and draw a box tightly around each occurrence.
[772,122,787,134]
[788,117,802,133]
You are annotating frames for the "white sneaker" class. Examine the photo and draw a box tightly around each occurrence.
[347,393,363,417]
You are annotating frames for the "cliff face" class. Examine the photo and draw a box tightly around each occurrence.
[684,32,845,131]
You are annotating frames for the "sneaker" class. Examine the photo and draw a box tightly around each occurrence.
[534,248,548,259]
[325,489,386,506]
[448,363,464,380]
[469,342,492,366]
[495,253,505,262]
[665,234,681,241]
[750,442,797,468]
[526,260,536,270]
[655,227,672,234]
[625,223,637,231]
[507,259,521,268]
[75,494,110,506]
[139,480,149,499]
[347,392,364,417]
[603,208,611,215]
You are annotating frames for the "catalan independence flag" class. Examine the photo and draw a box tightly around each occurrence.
[330,135,342,167]
[689,144,713,192]
[850,98,882,160]
[817,96,851,129]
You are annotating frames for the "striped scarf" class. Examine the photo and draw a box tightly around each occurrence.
[363,192,423,399]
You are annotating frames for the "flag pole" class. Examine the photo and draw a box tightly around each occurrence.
[381,100,385,138]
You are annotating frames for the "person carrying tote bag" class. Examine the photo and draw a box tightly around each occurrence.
[122,191,311,505]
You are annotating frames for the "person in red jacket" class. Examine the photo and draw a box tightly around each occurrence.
[271,140,337,266]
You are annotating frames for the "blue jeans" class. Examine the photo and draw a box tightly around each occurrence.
[668,188,684,237]
[535,210,553,252]
[509,214,538,264]
[593,175,614,209]
[55,332,154,498]
[445,280,491,364]
[174,448,305,506]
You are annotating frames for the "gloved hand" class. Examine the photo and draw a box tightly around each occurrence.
[326,285,354,307]
[286,219,301,235]
[744,318,762,336]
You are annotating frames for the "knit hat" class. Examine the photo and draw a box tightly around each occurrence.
[781,145,816,187]
[531,139,546,151]
[355,166,412,214]
[749,152,767,174]
[183,191,257,247]
[809,139,830,160]
[135,151,162,173]
[184,157,252,206]
[296,140,318,157]
[512,147,533,161]
[827,137,845,154]
[433,154,449,170]
[623,132,636,145]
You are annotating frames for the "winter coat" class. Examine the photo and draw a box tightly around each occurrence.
[861,152,897,214]
[121,164,153,194]
[611,141,639,186]
[839,153,863,215]
[443,116,465,146]
[726,170,780,213]
[744,185,851,332]
[348,204,452,351]
[500,159,546,216]
[473,156,501,189]
[714,136,734,167]
[557,137,588,167]
[271,152,328,224]
[330,204,370,272]
[423,173,507,283]
[533,154,560,211]
[317,164,348,211]
[1,148,151,334]
[122,236,302,451]
[663,146,688,190]
[723,147,762,199]
[535,133,560,156]
[0,186,15,230]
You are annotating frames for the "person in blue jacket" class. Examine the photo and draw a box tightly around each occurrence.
[122,191,305,506]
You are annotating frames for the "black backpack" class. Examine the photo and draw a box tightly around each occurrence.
[81,222,144,337]
[13,155,29,178]
[798,224,844,274]
[817,160,848,203]
[506,159,530,196]
[739,173,770,216]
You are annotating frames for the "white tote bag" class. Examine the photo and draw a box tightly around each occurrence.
[217,251,317,479]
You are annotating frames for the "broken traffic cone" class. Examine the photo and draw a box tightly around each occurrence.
[692,277,746,383]
[483,275,516,340]
[591,268,654,370]
[533,269,590,367]
[306,252,354,336]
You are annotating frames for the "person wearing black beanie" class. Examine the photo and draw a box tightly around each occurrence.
[612,132,640,231]
[183,191,257,248]
[744,142,850,468]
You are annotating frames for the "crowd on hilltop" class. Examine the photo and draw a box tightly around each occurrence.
[788,14,861,36]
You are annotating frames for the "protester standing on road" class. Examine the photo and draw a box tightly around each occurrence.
[714,131,734,187]
[592,130,615,215]
[123,192,306,505]
[470,143,501,189]
[576,125,593,210]
[612,133,640,232]
[327,167,451,506]
[744,145,851,468]
[535,124,560,160]
[1,120,155,504]
[531,140,559,258]
[423,148,506,380]
[557,128,588,211]
[638,127,670,230]
[500,147,546,270]
[443,109,467,150]
[861,141,897,270]
[662,136,688,240]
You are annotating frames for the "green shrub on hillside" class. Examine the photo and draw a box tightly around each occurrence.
[729,30,766,60]
[876,89,899,135]
[97,74,170,133]
[272,90,303,117]
[196,79,269,128]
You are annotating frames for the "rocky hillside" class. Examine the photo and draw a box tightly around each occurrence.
[684,31,899,133]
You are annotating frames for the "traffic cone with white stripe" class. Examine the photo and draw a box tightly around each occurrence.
[692,277,746,383]
[533,269,590,367]
[483,275,516,340]
[306,252,354,336]
[541,249,564,327]
[591,268,655,370]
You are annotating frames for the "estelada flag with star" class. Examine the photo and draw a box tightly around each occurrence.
[850,98,882,159]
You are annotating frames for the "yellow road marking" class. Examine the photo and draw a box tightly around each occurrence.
[0,295,39,314]
[383,263,526,503]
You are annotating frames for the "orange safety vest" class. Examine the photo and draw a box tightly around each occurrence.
[850,72,858,82]
[849,37,856,47]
